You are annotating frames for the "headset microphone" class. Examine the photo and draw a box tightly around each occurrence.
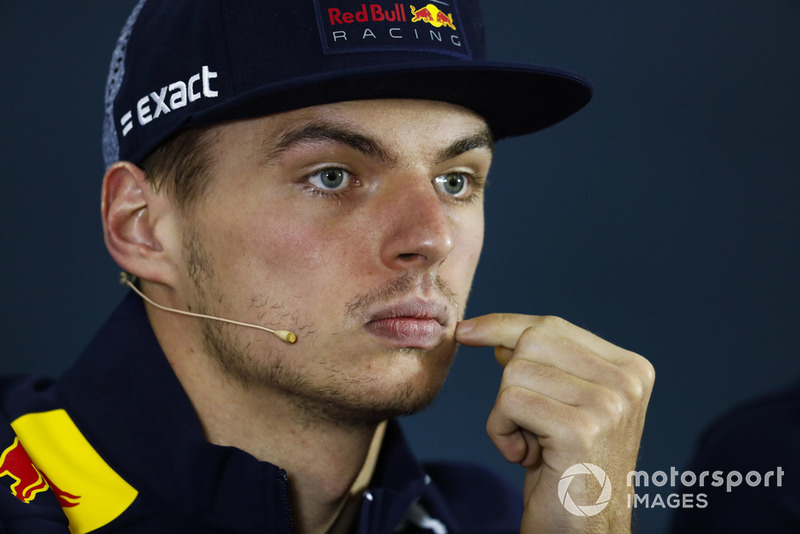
[120,272,297,343]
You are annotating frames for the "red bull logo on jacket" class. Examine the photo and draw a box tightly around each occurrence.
[0,437,80,507]
[7,409,139,534]
[315,0,469,58]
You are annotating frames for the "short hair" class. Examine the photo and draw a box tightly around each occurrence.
[138,126,217,211]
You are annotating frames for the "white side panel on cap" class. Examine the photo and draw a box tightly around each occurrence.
[101,0,147,169]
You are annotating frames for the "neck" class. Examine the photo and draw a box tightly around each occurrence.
[148,304,384,534]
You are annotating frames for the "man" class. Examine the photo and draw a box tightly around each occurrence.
[0,1,654,533]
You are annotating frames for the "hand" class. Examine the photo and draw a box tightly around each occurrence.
[456,314,655,533]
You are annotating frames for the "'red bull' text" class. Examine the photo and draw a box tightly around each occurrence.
[328,4,407,25]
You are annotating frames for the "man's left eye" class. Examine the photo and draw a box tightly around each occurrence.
[308,167,352,191]
[434,172,470,197]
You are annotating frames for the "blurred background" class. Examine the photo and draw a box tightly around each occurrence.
[1,1,798,532]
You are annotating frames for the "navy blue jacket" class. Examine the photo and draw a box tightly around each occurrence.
[0,293,522,533]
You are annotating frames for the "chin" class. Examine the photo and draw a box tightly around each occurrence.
[310,376,446,428]
[290,345,456,428]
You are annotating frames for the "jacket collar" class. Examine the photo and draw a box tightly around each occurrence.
[57,291,438,533]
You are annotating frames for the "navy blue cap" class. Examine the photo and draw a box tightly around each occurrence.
[102,0,592,168]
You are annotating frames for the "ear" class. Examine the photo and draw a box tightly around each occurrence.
[101,162,175,284]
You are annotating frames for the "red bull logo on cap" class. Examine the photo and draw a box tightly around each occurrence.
[315,0,469,58]
[0,437,80,507]
[410,4,456,30]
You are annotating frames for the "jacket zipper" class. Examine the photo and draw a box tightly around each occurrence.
[276,469,296,533]
[357,490,374,534]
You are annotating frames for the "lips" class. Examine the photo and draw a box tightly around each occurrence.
[364,299,450,348]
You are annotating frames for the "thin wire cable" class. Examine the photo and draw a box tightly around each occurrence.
[120,273,296,343]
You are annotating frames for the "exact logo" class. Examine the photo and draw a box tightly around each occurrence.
[119,65,219,138]
[558,463,612,517]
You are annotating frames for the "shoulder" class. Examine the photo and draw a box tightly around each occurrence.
[422,460,522,533]
[669,381,800,533]
[694,380,800,466]
[0,375,71,533]
[0,373,62,436]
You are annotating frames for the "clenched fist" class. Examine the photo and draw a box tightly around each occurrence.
[457,314,655,533]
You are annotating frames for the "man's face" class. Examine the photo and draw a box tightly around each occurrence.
[173,99,491,424]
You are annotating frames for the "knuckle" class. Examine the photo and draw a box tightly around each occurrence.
[607,358,652,403]
[571,413,602,449]
[623,354,656,399]
[515,316,575,352]
[623,349,655,381]
[485,408,503,437]
[485,419,502,444]
[495,383,525,409]
[503,357,548,383]
[516,324,548,350]
[639,357,657,388]
[494,312,522,326]
[495,384,541,418]
[540,314,570,331]
[598,390,627,423]
[504,356,530,376]
[615,365,642,396]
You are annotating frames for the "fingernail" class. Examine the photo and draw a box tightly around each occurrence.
[456,320,474,335]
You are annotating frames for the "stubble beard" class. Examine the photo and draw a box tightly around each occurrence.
[183,228,460,429]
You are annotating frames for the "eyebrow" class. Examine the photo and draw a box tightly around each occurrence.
[261,120,494,167]
[262,122,395,166]
[435,129,494,164]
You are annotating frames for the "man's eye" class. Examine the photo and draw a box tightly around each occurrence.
[434,172,470,197]
[308,167,352,191]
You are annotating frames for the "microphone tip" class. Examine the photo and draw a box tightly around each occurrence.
[275,330,297,344]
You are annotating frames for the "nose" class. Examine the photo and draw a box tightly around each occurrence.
[380,174,455,271]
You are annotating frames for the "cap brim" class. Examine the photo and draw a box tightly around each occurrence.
[190,61,592,140]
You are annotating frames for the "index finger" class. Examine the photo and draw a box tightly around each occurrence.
[456,312,638,367]
[455,313,544,350]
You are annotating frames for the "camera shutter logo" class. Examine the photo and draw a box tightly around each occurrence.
[558,463,613,516]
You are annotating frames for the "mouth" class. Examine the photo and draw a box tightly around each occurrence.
[364,299,450,349]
